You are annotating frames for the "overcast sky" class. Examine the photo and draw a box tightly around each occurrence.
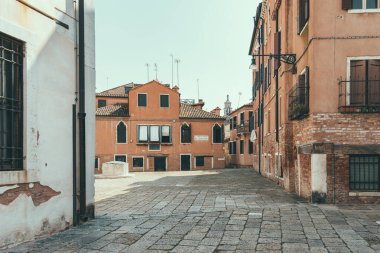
[95,0,260,112]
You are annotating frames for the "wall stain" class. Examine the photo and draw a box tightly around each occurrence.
[0,182,60,206]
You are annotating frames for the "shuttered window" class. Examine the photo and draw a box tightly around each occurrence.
[181,124,191,143]
[298,0,309,34]
[274,32,281,71]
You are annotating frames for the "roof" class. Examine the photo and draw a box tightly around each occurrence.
[248,3,263,55]
[229,102,253,116]
[96,104,129,117]
[96,83,142,98]
[180,104,225,120]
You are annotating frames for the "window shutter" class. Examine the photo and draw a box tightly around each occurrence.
[189,124,192,143]
[342,0,353,10]
[274,32,281,70]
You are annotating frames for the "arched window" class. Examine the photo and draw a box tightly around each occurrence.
[117,122,127,143]
[181,123,191,143]
[213,124,223,144]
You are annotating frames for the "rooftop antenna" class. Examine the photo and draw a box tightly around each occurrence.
[170,54,174,88]
[175,58,181,86]
[154,63,158,80]
[197,79,200,101]
[238,92,242,107]
[145,63,150,82]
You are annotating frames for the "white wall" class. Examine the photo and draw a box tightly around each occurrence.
[0,0,95,248]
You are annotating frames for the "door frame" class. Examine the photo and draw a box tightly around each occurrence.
[180,154,192,171]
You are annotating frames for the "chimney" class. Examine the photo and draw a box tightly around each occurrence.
[172,85,179,93]
[211,107,221,116]
[192,99,204,110]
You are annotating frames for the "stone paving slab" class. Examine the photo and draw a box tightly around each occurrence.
[1,169,380,253]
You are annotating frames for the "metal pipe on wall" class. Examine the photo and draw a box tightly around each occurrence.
[78,0,87,221]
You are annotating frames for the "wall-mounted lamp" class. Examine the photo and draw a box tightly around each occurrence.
[250,54,297,74]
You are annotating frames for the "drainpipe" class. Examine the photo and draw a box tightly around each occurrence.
[275,10,279,144]
[78,0,87,221]
[72,104,78,226]
[261,22,265,175]
[332,144,336,204]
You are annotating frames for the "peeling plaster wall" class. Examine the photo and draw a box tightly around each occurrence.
[0,0,95,248]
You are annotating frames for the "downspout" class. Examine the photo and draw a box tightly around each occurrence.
[261,22,265,175]
[72,104,77,226]
[258,31,262,175]
[78,0,87,220]
[332,145,336,204]
[275,10,279,144]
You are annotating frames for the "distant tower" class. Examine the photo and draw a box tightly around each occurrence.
[224,95,232,116]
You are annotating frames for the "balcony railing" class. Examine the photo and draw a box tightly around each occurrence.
[339,80,380,113]
[237,121,251,135]
[288,83,309,120]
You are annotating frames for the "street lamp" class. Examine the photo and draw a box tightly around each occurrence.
[250,54,297,74]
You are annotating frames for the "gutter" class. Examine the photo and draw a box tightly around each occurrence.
[78,0,87,221]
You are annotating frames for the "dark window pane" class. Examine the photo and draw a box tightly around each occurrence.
[115,155,126,162]
[117,122,127,143]
[353,0,363,8]
[133,157,144,167]
[349,155,379,191]
[181,124,191,143]
[240,140,244,154]
[161,125,171,143]
[213,124,222,143]
[95,157,99,169]
[196,156,205,167]
[249,141,254,154]
[367,0,378,8]
[138,93,147,106]
[98,99,106,108]
[149,144,160,150]
[160,94,169,107]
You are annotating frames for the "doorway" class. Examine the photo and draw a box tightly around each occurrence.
[181,155,191,171]
[154,157,166,171]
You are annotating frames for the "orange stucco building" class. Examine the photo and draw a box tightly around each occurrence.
[95,81,226,172]
[225,102,254,168]
[249,0,380,203]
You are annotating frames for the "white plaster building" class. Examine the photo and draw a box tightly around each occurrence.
[0,0,95,248]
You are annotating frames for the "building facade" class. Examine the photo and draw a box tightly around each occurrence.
[225,103,255,168]
[0,0,95,248]
[96,81,226,172]
[249,0,380,203]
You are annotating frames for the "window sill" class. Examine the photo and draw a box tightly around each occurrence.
[0,170,40,185]
[348,9,380,13]
[349,192,380,197]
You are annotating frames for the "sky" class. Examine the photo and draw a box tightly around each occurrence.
[95,0,260,112]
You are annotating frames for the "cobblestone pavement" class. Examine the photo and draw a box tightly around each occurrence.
[3,169,380,253]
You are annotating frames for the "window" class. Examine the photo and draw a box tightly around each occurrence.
[268,58,272,87]
[149,125,160,142]
[240,112,245,126]
[267,110,271,134]
[288,67,310,120]
[181,124,191,143]
[228,142,237,155]
[196,156,205,167]
[95,157,99,169]
[349,59,380,106]
[343,0,379,10]
[349,155,379,191]
[240,140,244,154]
[161,125,171,143]
[138,125,148,142]
[133,157,144,168]
[160,94,169,108]
[249,111,254,131]
[138,125,172,143]
[229,118,233,130]
[138,93,147,107]
[249,141,254,154]
[233,116,237,129]
[149,144,160,151]
[98,99,106,108]
[298,0,309,34]
[212,124,223,144]
[117,122,127,143]
[0,32,24,171]
[115,155,126,162]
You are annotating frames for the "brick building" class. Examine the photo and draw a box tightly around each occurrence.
[95,81,226,172]
[225,102,255,168]
[249,0,380,203]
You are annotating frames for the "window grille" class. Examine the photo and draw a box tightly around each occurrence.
[0,32,24,171]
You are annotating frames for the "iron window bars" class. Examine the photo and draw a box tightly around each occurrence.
[349,155,380,192]
[0,32,24,171]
